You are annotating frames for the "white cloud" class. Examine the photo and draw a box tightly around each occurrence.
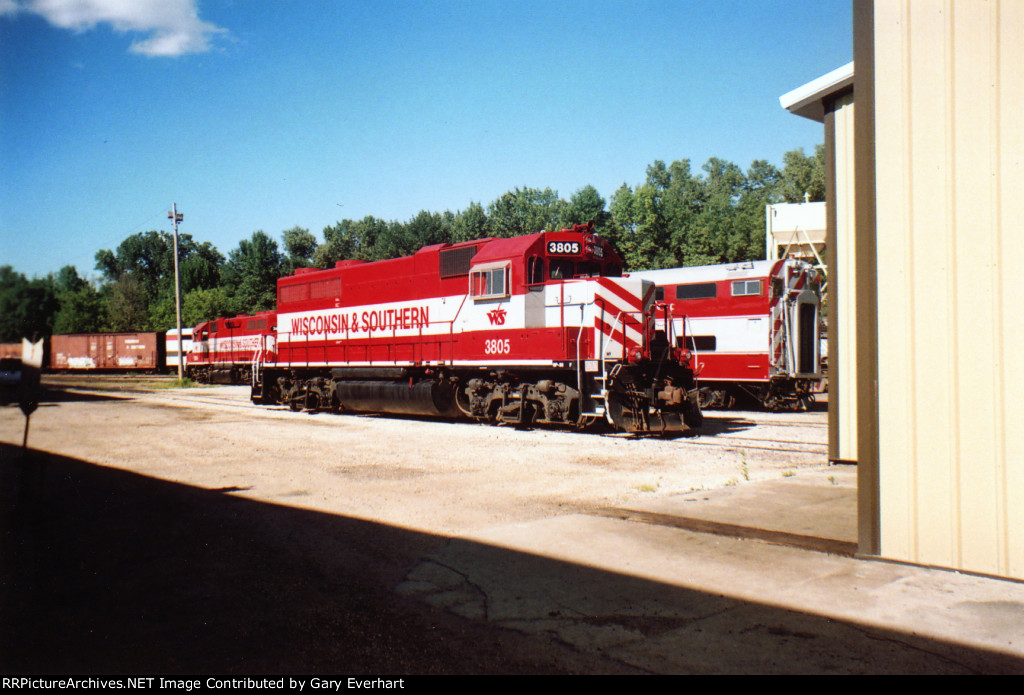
[11,0,226,56]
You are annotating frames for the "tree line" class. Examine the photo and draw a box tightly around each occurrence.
[0,147,824,342]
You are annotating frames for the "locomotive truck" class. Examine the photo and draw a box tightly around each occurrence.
[246,224,702,434]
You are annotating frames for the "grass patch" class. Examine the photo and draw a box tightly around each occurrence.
[149,377,200,389]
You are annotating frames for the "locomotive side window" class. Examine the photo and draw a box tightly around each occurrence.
[655,287,665,301]
[603,263,622,277]
[681,335,717,352]
[675,283,717,300]
[527,257,545,285]
[549,259,574,280]
[470,264,510,300]
[731,279,762,297]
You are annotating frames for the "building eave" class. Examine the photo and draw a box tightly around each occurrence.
[780,61,855,122]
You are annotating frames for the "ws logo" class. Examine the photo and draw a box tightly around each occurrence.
[486,306,507,326]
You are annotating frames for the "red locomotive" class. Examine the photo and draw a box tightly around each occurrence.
[630,258,823,410]
[186,312,277,384]
[247,224,702,433]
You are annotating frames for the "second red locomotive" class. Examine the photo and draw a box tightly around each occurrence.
[187,312,276,384]
[242,224,702,434]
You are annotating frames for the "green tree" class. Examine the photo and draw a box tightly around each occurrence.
[486,187,565,238]
[104,274,149,332]
[684,157,746,265]
[314,220,358,268]
[449,202,490,243]
[51,266,104,334]
[182,287,235,326]
[282,226,318,274]
[95,230,224,330]
[780,144,826,203]
[558,185,611,236]
[737,159,785,260]
[221,231,283,313]
[0,266,59,340]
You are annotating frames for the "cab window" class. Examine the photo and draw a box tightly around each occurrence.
[731,279,762,297]
[527,257,545,285]
[549,259,574,280]
[470,264,510,299]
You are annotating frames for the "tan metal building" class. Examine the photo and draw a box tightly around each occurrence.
[785,0,1023,581]
[781,63,858,469]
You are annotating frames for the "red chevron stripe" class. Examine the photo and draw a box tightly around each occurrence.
[595,277,643,312]
[595,315,641,350]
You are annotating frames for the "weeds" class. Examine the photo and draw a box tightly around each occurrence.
[150,377,198,389]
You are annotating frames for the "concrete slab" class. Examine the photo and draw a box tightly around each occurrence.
[400,466,1024,673]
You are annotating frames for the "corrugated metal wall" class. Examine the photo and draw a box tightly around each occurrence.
[871,0,1024,578]
[831,94,858,465]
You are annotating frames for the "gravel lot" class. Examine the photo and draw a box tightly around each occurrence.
[1,376,830,673]
[10,377,828,532]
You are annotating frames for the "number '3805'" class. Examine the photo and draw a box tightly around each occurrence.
[484,338,511,354]
[547,241,580,255]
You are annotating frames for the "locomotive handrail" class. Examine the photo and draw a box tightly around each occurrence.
[600,310,625,380]
[576,319,586,399]
[682,314,703,377]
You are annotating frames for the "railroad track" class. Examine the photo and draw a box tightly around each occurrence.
[43,377,830,453]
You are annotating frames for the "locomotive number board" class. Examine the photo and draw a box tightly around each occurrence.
[547,241,582,255]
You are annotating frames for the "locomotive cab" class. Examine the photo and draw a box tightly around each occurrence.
[475,222,624,293]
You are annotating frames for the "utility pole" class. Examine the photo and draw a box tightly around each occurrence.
[168,203,185,380]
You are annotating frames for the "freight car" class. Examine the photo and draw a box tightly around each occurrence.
[186,312,276,384]
[247,224,702,434]
[50,332,166,371]
[630,258,823,411]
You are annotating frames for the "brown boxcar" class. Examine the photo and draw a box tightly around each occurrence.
[50,332,165,371]
[0,343,21,360]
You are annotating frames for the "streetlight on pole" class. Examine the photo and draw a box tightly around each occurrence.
[168,203,184,380]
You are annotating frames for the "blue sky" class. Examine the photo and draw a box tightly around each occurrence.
[1,0,852,280]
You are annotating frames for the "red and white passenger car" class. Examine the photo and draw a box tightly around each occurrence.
[630,258,823,410]
[250,224,702,433]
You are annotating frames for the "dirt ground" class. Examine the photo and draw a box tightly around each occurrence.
[1,376,830,674]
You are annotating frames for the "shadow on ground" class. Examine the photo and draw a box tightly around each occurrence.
[2,442,1021,675]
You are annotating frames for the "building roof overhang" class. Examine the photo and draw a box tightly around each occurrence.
[779,61,855,122]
